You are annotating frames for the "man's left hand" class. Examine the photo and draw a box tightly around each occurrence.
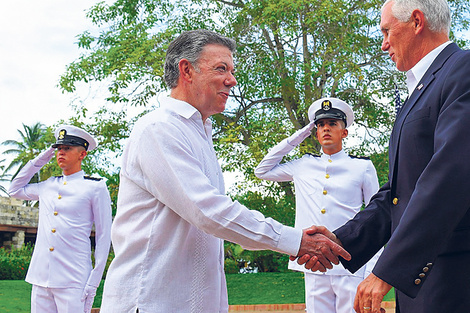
[354,273,391,313]
[81,284,97,313]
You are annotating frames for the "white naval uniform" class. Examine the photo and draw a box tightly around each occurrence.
[8,158,112,311]
[100,96,302,313]
[255,139,382,313]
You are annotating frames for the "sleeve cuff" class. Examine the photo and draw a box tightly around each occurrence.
[277,226,303,256]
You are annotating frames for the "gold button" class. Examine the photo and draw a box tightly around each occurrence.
[51,228,56,233]
[423,267,429,272]
[414,279,421,285]
[54,211,58,216]
[325,174,330,179]
[328,159,332,163]
[419,273,425,278]
[321,209,326,214]
[49,247,54,252]
[392,197,398,205]
[58,195,62,199]
[323,190,327,195]
[63,181,67,185]
[426,263,433,267]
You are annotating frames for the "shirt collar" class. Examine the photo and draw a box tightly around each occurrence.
[63,170,85,180]
[161,96,213,133]
[321,149,347,161]
[406,41,452,95]
[161,96,201,119]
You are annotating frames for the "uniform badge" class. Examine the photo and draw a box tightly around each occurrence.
[58,129,67,139]
[322,100,332,111]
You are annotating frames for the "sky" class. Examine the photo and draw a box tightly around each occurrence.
[0,1,107,148]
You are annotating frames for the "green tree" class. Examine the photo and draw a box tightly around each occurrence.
[0,158,11,196]
[59,0,470,219]
[1,123,55,183]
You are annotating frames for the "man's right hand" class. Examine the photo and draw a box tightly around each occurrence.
[32,146,56,167]
[286,121,315,146]
[292,226,351,272]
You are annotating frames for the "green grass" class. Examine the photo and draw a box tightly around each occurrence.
[227,272,306,304]
[0,273,395,311]
[0,280,31,312]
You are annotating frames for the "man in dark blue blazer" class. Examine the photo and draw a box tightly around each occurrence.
[303,0,470,312]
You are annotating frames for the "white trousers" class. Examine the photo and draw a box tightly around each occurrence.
[305,273,363,313]
[31,285,85,313]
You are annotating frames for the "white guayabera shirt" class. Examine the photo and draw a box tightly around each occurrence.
[100,96,302,313]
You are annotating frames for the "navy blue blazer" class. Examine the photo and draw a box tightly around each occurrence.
[334,43,470,313]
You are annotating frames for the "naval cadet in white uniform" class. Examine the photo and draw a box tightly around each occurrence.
[255,98,382,313]
[8,125,112,313]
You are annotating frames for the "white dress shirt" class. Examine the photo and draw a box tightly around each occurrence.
[406,41,452,95]
[100,96,302,313]
[8,161,112,289]
[255,139,380,277]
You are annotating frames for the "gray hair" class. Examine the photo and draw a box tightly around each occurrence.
[164,29,237,89]
[382,0,451,34]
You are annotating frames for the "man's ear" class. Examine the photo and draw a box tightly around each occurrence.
[342,128,348,139]
[79,150,87,161]
[411,9,426,34]
[178,59,194,82]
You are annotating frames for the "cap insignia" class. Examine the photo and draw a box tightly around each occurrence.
[58,130,66,140]
[322,100,331,111]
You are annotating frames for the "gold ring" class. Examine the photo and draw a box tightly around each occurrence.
[363,307,371,310]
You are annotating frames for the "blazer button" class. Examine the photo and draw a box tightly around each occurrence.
[49,247,54,252]
[54,211,58,216]
[325,174,330,179]
[392,198,398,205]
[423,267,429,272]
[426,263,433,267]
[414,279,421,285]
[323,190,328,195]
[419,273,425,278]
[321,209,326,214]
[51,228,56,233]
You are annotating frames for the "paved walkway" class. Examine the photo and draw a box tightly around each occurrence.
[228,302,396,312]
[91,302,396,312]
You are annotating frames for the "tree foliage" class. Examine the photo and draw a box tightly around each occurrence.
[0,123,54,183]
[59,0,470,220]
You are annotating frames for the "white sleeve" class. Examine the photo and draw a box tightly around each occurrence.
[8,147,55,200]
[8,161,42,200]
[362,159,382,275]
[130,124,302,256]
[362,160,380,206]
[86,181,112,287]
[254,138,296,182]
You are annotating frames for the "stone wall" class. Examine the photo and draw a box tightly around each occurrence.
[0,196,38,227]
[0,196,38,249]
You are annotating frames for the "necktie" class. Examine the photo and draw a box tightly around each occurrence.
[394,84,402,116]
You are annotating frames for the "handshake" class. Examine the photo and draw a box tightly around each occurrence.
[291,225,351,272]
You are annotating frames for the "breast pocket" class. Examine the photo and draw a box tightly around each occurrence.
[404,106,431,124]
[402,107,434,161]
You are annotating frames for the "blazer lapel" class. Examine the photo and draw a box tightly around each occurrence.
[389,43,461,187]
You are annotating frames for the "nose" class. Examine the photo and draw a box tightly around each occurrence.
[381,37,389,51]
[225,72,237,87]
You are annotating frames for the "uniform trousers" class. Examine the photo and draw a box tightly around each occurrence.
[31,285,85,313]
[305,273,363,313]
